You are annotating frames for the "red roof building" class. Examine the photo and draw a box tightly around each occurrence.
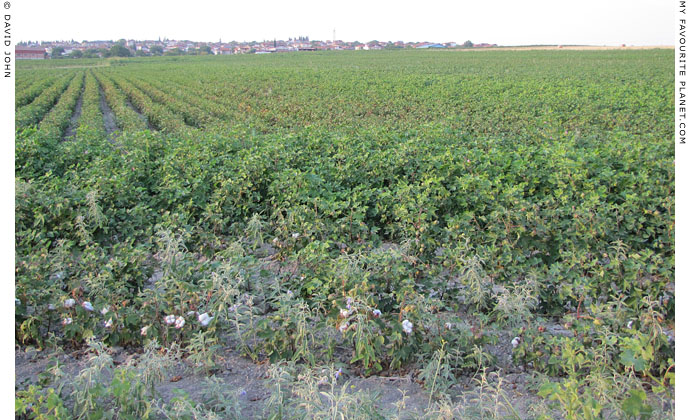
[16,48,46,59]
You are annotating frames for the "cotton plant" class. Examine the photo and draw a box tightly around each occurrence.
[336,295,388,374]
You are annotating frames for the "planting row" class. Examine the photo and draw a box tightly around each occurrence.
[76,70,106,138]
[16,73,76,130]
[107,74,192,134]
[93,72,148,132]
[15,74,59,108]
[37,71,85,140]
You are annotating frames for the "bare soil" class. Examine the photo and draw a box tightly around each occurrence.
[15,326,547,419]
[98,85,119,142]
[62,86,84,141]
[125,98,155,131]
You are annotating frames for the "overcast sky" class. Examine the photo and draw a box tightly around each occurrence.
[15,0,674,45]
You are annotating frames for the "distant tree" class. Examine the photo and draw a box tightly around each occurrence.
[109,44,132,57]
[135,49,150,57]
[51,46,65,58]
[150,45,164,55]
[463,40,473,48]
[164,48,184,56]
[199,45,212,55]
[83,49,100,58]
[116,39,127,46]
[69,49,83,58]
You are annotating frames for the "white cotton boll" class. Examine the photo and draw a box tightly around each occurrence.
[174,316,185,329]
[164,315,176,325]
[372,309,382,318]
[140,326,150,336]
[291,233,299,238]
[340,308,350,318]
[62,318,72,325]
[104,318,113,328]
[64,299,76,308]
[198,313,214,327]
[339,322,349,333]
[402,320,413,335]
[511,337,521,348]
[100,306,109,316]
[82,301,94,311]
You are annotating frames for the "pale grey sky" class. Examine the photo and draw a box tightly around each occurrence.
[16,0,674,45]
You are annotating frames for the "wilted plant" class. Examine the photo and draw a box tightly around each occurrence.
[70,339,115,418]
[257,293,317,364]
[419,342,454,406]
[492,275,539,328]
[245,213,266,250]
[84,190,107,229]
[187,330,222,374]
[135,339,181,395]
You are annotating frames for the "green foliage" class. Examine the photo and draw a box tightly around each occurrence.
[263,362,385,419]
[16,386,69,419]
[419,343,454,404]
[51,47,65,59]
[109,44,132,58]
[257,293,317,364]
[15,50,674,419]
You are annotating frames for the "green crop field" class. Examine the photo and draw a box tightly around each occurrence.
[15,50,674,419]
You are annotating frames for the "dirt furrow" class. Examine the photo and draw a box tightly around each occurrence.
[125,98,156,131]
[62,85,84,141]
[99,84,119,142]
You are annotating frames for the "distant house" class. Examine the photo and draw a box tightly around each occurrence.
[416,43,445,49]
[15,47,46,59]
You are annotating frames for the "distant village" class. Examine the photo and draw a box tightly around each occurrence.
[14,37,498,59]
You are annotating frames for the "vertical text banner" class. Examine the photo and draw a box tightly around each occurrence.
[677,1,686,416]
[0,0,12,417]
